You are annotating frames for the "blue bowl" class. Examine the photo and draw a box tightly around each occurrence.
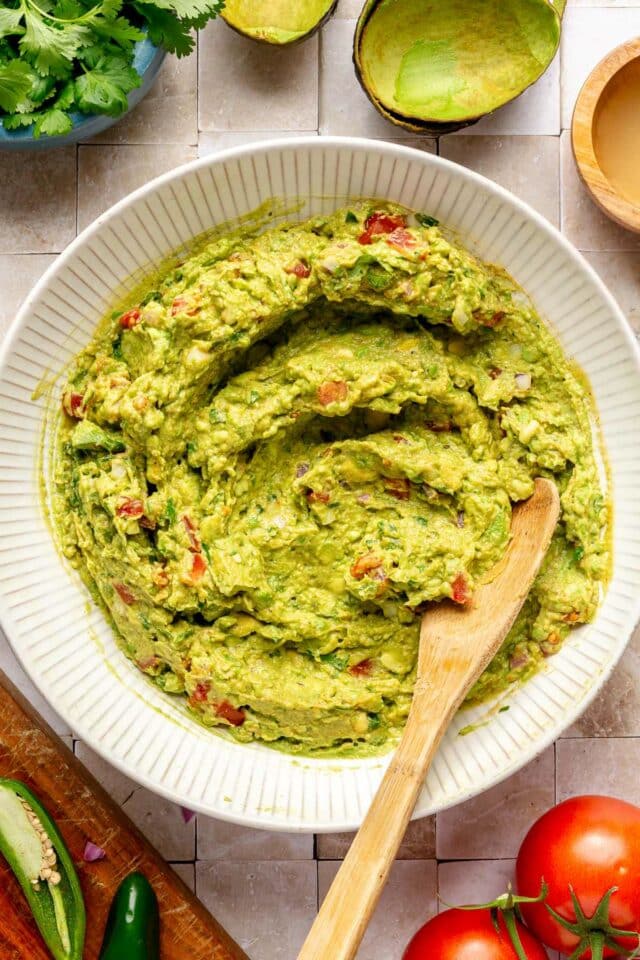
[0,37,166,151]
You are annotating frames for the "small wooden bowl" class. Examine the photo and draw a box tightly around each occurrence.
[572,38,640,233]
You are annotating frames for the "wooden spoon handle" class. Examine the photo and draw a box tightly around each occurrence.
[297,688,457,960]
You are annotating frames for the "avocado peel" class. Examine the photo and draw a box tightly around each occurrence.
[354,0,566,134]
[222,0,338,45]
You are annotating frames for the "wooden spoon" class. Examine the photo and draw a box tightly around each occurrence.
[298,477,560,960]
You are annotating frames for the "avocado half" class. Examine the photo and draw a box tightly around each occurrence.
[222,0,338,45]
[354,0,566,134]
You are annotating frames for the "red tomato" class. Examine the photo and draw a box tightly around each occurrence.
[516,796,640,957]
[403,908,548,960]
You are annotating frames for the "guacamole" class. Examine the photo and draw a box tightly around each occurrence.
[52,202,609,756]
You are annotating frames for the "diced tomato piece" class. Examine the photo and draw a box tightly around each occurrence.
[384,477,411,501]
[181,514,201,552]
[119,308,141,329]
[317,380,349,406]
[63,392,85,418]
[358,211,407,245]
[385,227,416,253]
[191,552,207,582]
[137,655,160,671]
[114,581,136,605]
[192,681,210,702]
[350,553,384,581]
[215,700,246,726]
[306,490,330,504]
[171,296,200,317]
[349,658,374,677]
[484,310,506,328]
[285,261,311,279]
[152,566,169,588]
[563,610,580,623]
[451,573,470,605]
[116,497,144,519]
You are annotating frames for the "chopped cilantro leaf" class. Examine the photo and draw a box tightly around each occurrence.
[320,651,349,671]
[416,213,439,227]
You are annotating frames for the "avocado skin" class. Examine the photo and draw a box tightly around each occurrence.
[222,0,338,46]
[353,0,564,135]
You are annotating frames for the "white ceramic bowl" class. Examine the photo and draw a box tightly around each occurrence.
[1,138,639,832]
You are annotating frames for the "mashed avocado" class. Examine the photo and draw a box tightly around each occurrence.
[52,202,609,756]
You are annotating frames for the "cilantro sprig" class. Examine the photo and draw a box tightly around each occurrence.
[0,0,225,138]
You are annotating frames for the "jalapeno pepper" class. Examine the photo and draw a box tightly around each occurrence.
[99,871,160,960]
[0,778,85,960]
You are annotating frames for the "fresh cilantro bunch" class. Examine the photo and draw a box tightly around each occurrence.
[0,0,225,138]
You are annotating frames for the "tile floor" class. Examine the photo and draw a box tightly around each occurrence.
[1,7,639,958]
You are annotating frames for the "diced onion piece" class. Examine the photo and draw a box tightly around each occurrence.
[111,459,127,479]
[83,841,105,862]
[320,257,339,273]
[515,372,532,390]
[186,345,211,366]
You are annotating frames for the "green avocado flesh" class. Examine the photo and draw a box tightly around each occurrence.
[222,0,336,43]
[52,202,609,757]
[357,0,562,124]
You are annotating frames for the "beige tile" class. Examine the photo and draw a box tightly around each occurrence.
[561,130,640,251]
[335,0,362,16]
[196,861,317,960]
[319,19,419,138]
[170,861,195,892]
[318,814,435,860]
[77,144,197,233]
[0,631,71,736]
[436,747,555,860]
[198,130,317,157]
[452,53,560,137]
[318,860,437,959]
[0,254,56,339]
[561,7,640,128]
[74,741,138,806]
[0,148,76,254]
[583,251,640,337]
[121,789,196,861]
[557,738,640,802]
[440,136,560,226]
[86,53,198,145]
[388,138,437,154]
[198,21,318,132]
[197,817,313,860]
[438,859,516,910]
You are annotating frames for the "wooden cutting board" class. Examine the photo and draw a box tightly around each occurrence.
[0,669,249,960]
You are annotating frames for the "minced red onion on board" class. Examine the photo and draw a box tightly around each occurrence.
[83,841,105,862]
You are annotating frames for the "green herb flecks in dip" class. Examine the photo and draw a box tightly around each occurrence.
[52,203,609,756]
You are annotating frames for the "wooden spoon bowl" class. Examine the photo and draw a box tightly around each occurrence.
[298,478,561,960]
[572,38,640,233]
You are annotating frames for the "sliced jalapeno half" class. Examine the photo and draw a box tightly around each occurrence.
[0,778,85,960]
